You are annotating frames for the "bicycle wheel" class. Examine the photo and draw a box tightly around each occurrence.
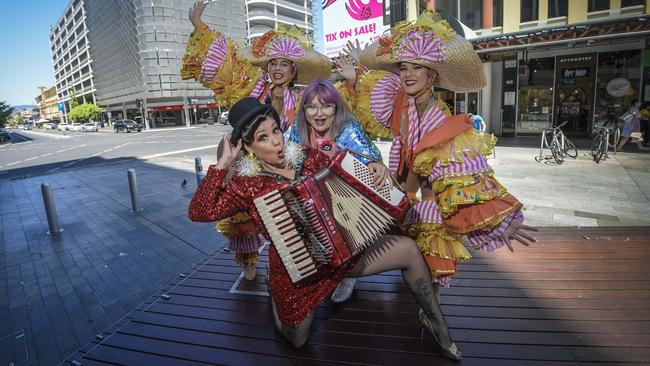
[608,128,621,151]
[550,139,564,164]
[591,134,605,164]
[562,138,578,158]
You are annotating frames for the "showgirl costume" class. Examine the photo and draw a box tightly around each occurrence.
[181,25,331,268]
[350,11,525,286]
[188,147,359,326]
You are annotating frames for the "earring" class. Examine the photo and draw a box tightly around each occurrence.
[235,152,262,177]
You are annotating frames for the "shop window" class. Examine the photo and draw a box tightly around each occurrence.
[588,0,610,12]
[521,0,539,22]
[548,0,568,18]
[594,50,641,131]
[622,0,643,7]
[517,57,555,133]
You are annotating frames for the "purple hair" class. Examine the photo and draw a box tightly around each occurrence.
[294,79,354,144]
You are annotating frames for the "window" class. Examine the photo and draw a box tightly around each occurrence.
[622,0,643,7]
[548,0,568,18]
[588,0,610,12]
[521,0,539,22]
[460,0,482,30]
[493,0,503,27]
[435,0,458,19]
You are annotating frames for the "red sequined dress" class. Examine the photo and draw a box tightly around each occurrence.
[188,149,360,326]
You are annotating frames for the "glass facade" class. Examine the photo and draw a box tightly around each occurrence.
[517,57,555,133]
[79,0,247,126]
[594,50,642,131]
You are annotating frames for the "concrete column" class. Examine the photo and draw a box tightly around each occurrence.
[482,0,493,28]
[503,0,520,33]
[183,97,191,127]
[122,102,127,120]
[568,0,588,23]
[143,98,149,130]
[539,0,548,21]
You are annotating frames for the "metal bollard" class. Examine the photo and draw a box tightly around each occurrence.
[41,183,63,235]
[194,156,204,185]
[127,169,142,213]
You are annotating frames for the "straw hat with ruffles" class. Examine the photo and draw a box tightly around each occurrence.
[240,25,332,85]
[360,11,486,92]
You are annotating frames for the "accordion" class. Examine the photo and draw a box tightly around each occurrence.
[254,151,408,283]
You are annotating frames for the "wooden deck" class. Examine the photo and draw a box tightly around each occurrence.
[64,227,650,365]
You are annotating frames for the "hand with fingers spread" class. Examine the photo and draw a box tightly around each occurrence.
[501,220,538,252]
[367,162,390,188]
[343,39,363,65]
[334,52,357,85]
[189,1,207,30]
[215,134,242,170]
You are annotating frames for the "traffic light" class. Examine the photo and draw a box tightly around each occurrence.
[135,98,142,109]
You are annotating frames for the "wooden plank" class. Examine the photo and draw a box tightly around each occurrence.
[76,226,650,365]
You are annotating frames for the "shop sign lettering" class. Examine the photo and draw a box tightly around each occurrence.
[606,78,631,97]
[562,67,590,79]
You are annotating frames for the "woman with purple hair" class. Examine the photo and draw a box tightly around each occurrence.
[285,79,389,303]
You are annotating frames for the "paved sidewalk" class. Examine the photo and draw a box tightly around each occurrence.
[0,158,223,366]
[1,138,649,365]
[371,141,650,227]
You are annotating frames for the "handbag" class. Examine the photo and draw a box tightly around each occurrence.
[631,132,644,142]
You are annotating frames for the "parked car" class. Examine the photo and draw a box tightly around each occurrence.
[22,123,33,130]
[57,123,70,131]
[70,123,83,132]
[43,123,55,129]
[113,119,142,133]
[82,123,99,132]
[0,129,10,142]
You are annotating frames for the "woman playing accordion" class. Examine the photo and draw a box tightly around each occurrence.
[189,97,463,360]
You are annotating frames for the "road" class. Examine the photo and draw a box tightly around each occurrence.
[0,125,230,180]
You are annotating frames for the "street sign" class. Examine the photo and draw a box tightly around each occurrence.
[58,102,65,111]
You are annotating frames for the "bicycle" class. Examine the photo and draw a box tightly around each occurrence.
[590,119,621,164]
[534,120,578,164]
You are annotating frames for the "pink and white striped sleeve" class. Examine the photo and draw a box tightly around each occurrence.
[369,73,401,128]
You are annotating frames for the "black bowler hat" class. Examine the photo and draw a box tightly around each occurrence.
[228,97,279,144]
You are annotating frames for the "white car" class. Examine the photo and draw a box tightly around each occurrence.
[70,123,83,132]
[219,111,229,124]
[57,123,70,131]
[43,123,55,129]
[82,123,99,132]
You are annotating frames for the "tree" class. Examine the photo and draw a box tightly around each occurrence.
[12,115,25,126]
[68,103,104,122]
[0,101,13,128]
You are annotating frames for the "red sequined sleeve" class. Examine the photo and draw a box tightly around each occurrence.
[188,165,251,222]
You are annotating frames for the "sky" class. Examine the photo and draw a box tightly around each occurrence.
[0,0,69,106]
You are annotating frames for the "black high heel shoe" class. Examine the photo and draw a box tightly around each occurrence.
[418,309,462,361]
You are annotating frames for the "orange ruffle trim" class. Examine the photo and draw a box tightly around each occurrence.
[444,193,523,234]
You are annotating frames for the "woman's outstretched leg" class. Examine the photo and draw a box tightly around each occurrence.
[347,234,460,360]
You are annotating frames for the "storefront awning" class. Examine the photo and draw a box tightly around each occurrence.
[472,15,650,54]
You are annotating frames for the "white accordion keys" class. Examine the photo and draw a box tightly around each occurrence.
[255,190,318,283]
